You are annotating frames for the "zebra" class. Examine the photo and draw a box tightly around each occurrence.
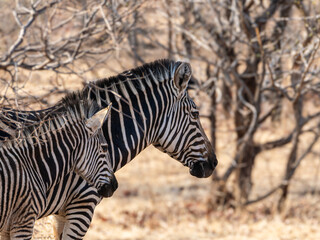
[0,98,118,240]
[0,59,217,238]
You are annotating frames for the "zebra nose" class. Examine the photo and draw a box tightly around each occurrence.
[210,153,218,170]
[190,160,216,178]
[98,175,118,197]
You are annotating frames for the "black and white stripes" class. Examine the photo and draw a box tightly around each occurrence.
[0,59,217,239]
[86,59,217,175]
[0,98,116,239]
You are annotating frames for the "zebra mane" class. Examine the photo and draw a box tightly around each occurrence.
[55,59,177,111]
[1,91,99,147]
[0,59,178,146]
[92,59,176,93]
[56,91,100,119]
[67,59,177,131]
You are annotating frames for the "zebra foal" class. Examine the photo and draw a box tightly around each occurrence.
[0,100,117,240]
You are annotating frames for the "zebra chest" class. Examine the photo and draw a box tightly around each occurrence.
[0,168,46,231]
[24,170,48,213]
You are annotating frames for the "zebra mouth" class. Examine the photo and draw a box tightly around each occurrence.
[189,160,214,178]
[98,176,118,197]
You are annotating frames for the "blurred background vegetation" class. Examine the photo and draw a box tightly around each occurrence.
[1,0,320,239]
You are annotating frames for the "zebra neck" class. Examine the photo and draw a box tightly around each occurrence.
[28,122,78,191]
[15,138,68,193]
[93,78,171,172]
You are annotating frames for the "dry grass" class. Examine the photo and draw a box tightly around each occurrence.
[32,145,320,240]
[82,136,320,240]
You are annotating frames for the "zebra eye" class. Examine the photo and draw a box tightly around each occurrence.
[101,143,108,152]
[191,110,199,119]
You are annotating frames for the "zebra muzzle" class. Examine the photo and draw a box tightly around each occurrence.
[189,160,215,178]
[98,175,118,197]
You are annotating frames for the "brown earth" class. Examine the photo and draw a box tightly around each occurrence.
[32,144,320,240]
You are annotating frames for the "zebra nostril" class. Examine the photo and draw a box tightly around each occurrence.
[98,175,118,197]
[98,184,114,197]
[111,175,118,192]
[189,161,213,178]
[209,153,218,169]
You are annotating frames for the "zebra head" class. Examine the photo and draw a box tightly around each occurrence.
[76,104,118,198]
[154,61,217,178]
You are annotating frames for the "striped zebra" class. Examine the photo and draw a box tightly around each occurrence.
[0,97,117,240]
[0,59,217,238]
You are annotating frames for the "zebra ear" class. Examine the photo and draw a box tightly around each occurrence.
[86,103,112,134]
[173,62,192,93]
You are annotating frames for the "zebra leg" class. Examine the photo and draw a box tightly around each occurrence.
[9,224,35,240]
[53,215,66,240]
[9,229,33,240]
[59,185,102,239]
[0,232,10,240]
[60,212,95,239]
[60,220,87,240]
[61,200,102,239]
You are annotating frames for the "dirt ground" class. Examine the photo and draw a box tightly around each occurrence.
[85,146,320,240]
[32,144,320,240]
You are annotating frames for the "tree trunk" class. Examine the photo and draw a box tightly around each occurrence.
[234,57,258,206]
